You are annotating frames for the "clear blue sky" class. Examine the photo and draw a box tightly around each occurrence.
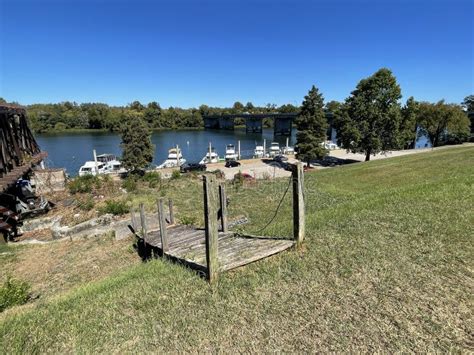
[1,0,473,107]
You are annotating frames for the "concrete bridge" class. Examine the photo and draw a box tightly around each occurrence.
[203,113,298,136]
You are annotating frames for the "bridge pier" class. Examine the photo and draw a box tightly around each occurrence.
[245,117,263,133]
[204,117,219,129]
[274,117,292,136]
[218,117,234,130]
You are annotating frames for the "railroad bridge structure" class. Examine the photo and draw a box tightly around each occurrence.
[203,113,298,136]
[203,112,335,137]
[0,104,46,192]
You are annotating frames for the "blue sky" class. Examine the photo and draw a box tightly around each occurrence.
[1,0,472,107]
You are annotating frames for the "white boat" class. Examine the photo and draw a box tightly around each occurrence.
[199,147,219,164]
[158,147,186,168]
[78,152,125,176]
[225,144,238,161]
[283,146,295,155]
[269,142,281,157]
[254,145,265,158]
[78,161,107,176]
[321,141,339,150]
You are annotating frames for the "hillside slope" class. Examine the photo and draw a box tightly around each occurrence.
[1,145,473,352]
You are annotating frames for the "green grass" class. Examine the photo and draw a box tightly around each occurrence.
[1,145,473,352]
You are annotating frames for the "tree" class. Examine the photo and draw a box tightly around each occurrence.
[400,97,419,149]
[144,101,162,128]
[462,95,474,138]
[333,68,402,161]
[120,113,155,172]
[278,103,299,113]
[295,85,328,166]
[462,95,474,112]
[417,101,470,146]
[232,101,244,113]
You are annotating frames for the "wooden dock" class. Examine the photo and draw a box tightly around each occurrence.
[130,162,305,282]
[143,226,294,272]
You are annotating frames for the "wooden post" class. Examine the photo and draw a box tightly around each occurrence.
[203,175,219,283]
[168,198,174,225]
[219,183,228,232]
[292,162,305,246]
[139,203,148,242]
[157,198,169,253]
[130,208,137,231]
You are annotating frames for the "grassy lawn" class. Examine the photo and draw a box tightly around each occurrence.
[1,145,472,352]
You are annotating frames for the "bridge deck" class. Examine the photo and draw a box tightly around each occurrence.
[0,152,47,192]
[144,225,294,272]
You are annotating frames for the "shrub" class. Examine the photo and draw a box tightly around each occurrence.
[68,175,100,194]
[122,176,138,192]
[210,169,225,179]
[143,171,161,188]
[171,170,181,180]
[99,200,129,216]
[233,171,244,187]
[77,196,94,211]
[0,276,30,312]
[180,215,197,226]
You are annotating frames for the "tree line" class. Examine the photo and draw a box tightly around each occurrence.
[0,98,298,133]
[296,68,472,163]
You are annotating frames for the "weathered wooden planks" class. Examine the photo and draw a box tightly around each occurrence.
[143,226,294,273]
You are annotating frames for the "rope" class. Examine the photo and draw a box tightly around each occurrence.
[249,175,293,235]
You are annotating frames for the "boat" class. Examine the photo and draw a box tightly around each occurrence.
[199,147,220,164]
[282,146,295,155]
[78,161,107,176]
[158,147,186,168]
[78,152,125,176]
[269,142,281,157]
[254,145,265,158]
[224,144,238,161]
[322,141,339,150]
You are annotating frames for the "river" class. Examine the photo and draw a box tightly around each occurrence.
[37,128,431,176]
[37,128,297,176]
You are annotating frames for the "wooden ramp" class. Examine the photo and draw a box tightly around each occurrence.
[144,226,294,272]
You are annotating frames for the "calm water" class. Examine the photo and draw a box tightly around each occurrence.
[37,128,431,176]
[37,128,297,176]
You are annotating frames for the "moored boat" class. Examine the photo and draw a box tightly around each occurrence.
[269,142,281,157]
[254,145,264,158]
[199,146,220,164]
[158,147,186,168]
[224,144,238,161]
[78,151,125,176]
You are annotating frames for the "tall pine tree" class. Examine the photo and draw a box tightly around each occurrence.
[295,85,328,166]
[120,113,155,172]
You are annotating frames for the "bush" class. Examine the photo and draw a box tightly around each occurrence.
[171,170,181,180]
[233,171,244,187]
[210,169,225,179]
[0,276,30,312]
[179,215,197,226]
[143,171,161,188]
[99,200,129,216]
[68,175,100,194]
[122,176,138,192]
[77,196,94,211]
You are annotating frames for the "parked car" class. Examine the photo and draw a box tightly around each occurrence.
[274,154,288,162]
[225,160,241,168]
[180,163,207,173]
